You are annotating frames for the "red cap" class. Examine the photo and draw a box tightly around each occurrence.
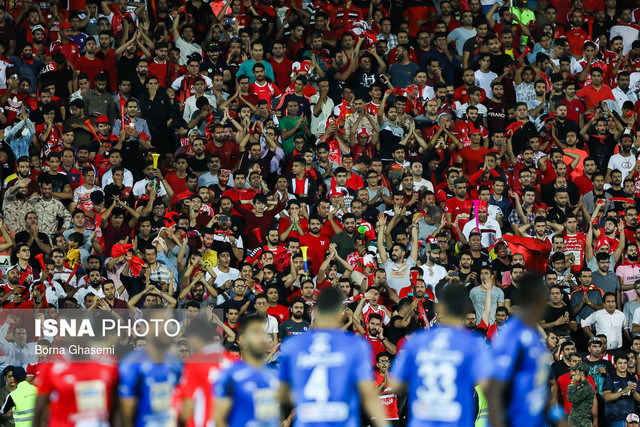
[534,203,548,212]
[328,189,344,198]
[96,114,109,124]
[468,124,481,135]
[477,200,488,212]
[60,21,72,29]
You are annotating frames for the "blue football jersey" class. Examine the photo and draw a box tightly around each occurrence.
[214,360,280,427]
[118,350,183,427]
[392,325,492,426]
[278,329,374,427]
[491,317,551,426]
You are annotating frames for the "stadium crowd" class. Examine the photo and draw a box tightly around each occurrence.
[2,0,640,425]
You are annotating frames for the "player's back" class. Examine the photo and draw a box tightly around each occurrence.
[491,317,550,426]
[177,345,236,427]
[118,349,183,427]
[278,328,373,427]
[36,354,119,427]
[392,325,491,427]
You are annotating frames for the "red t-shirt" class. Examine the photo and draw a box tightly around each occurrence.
[268,57,294,92]
[249,81,281,104]
[176,348,236,427]
[458,146,489,177]
[36,356,119,427]
[557,372,596,414]
[75,56,105,87]
[374,371,399,420]
[164,172,188,209]
[298,233,331,275]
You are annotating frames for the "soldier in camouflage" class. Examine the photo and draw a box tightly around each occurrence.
[567,362,596,427]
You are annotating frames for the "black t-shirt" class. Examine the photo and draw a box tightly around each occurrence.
[14,231,50,269]
[386,314,421,345]
[38,172,69,193]
[278,318,310,341]
[551,359,572,380]
[352,69,379,101]
[188,156,208,174]
[586,134,615,172]
[484,99,508,132]
[503,284,521,307]
[542,304,576,336]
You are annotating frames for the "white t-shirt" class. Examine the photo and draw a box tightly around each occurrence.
[607,153,636,181]
[462,217,502,248]
[101,168,134,188]
[474,70,498,94]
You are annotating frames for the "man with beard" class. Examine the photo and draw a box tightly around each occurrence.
[245,228,286,266]
[95,31,117,91]
[201,42,231,82]
[101,279,127,309]
[204,124,241,170]
[278,297,310,341]
[82,72,117,122]
[72,269,105,308]
[485,81,509,131]
[132,162,172,205]
[462,200,502,248]
[4,156,40,195]
[210,213,244,263]
[617,246,640,309]
[75,38,103,88]
[377,214,419,294]
[352,312,396,363]
[178,273,218,309]
[298,215,330,276]
[328,213,358,261]
[186,138,208,176]
[9,44,44,94]
[607,134,636,181]
[613,72,636,109]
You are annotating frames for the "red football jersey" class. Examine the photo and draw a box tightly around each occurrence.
[36,355,119,427]
[175,346,236,427]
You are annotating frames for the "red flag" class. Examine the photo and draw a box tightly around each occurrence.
[502,235,552,273]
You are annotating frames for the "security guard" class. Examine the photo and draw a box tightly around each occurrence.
[0,367,36,426]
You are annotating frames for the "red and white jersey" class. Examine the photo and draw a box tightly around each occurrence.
[374,371,399,420]
[249,81,281,105]
[362,302,390,326]
[26,362,40,380]
[451,121,488,147]
[36,355,119,427]
[564,232,586,273]
[577,58,608,86]
[366,101,380,116]
[175,345,236,427]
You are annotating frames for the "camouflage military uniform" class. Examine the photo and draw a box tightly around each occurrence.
[567,379,595,427]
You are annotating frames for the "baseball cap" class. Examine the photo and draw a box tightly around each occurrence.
[477,200,488,212]
[437,112,452,121]
[424,243,441,253]
[570,362,590,375]
[6,264,19,274]
[588,336,602,345]
[95,114,110,124]
[627,413,640,423]
[208,42,220,52]
[60,21,72,29]
[31,24,45,33]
